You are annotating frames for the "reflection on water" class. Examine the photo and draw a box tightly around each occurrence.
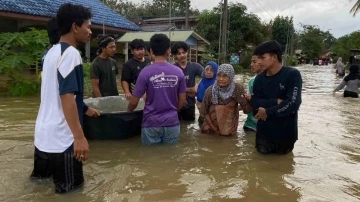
[0,65,360,202]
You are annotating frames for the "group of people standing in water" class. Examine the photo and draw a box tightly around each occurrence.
[32,3,304,194]
[123,37,302,157]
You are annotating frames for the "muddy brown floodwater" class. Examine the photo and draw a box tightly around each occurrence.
[0,65,359,202]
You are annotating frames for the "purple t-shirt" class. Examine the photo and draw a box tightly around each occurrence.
[133,62,187,127]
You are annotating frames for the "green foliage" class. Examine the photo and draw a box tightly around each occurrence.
[239,48,255,69]
[7,79,41,96]
[232,64,243,74]
[331,31,360,63]
[271,16,295,52]
[83,62,92,97]
[103,0,199,18]
[350,0,360,16]
[297,24,325,60]
[196,3,270,62]
[0,28,49,96]
[199,52,218,66]
[285,55,298,66]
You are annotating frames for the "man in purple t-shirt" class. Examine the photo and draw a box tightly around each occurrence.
[127,34,187,145]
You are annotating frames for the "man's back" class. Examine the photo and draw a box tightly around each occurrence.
[133,62,186,127]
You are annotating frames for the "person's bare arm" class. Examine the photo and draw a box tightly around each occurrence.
[186,87,196,98]
[178,93,187,111]
[121,81,132,99]
[60,93,89,161]
[91,79,102,97]
[127,95,140,111]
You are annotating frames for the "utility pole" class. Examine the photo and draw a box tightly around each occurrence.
[185,0,189,30]
[221,0,228,64]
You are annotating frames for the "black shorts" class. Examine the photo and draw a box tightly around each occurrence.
[344,90,359,98]
[178,106,195,121]
[30,145,84,194]
[255,137,295,155]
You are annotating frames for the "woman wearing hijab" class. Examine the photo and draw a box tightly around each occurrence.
[334,64,360,98]
[199,64,252,136]
[196,61,218,124]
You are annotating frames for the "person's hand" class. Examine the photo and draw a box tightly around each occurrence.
[245,94,252,101]
[277,99,283,104]
[255,107,267,121]
[124,92,132,99]
[196,102,202,110]
[212,127,220,135]
[187,87,196,98]
[74,136,89,162]
[85,107,100,117]
[187,91,196,98]
[142,94,147,102]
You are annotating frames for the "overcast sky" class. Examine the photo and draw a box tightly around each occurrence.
[131,0,359,38]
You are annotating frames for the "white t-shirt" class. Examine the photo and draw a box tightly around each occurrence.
[35,43,84,153]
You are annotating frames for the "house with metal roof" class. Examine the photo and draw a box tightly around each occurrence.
[0,0,140,62]
[118,31,210,63]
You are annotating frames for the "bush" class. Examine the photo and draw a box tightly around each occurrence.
[83,62,92,97]
[200,52,218,66]
[285,55,299,66]
[7,79,41,96]
[232,64,244,74]
[0,28,49,96]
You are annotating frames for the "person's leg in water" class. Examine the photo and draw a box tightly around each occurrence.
[178,106,196,121]
[344,90,359,98]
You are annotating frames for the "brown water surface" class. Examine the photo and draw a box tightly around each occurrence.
[0,65,359,202]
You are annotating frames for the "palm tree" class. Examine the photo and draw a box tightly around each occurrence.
[350,0,360,16]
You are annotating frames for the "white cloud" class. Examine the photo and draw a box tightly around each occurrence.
[130,0,360,38]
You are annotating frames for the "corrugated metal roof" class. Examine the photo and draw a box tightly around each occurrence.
[0,0,140,31]
[117,31,210,45]
[141,24,177,32]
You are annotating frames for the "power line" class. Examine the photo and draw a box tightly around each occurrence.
[252,0,273,19]
[248,0,267,20]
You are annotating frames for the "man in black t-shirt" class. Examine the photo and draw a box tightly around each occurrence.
[172,42,204,121]
[250,40,302,155]
[90,35,119,97]
[121,39,151,99]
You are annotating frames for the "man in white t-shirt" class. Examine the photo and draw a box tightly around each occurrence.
[30,3,100,194]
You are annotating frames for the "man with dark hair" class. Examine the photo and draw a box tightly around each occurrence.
[250,40,302,155]
[146,44,155,64]
[171,42,204,121]
[90,35,119,97]
[121,39,151,99]
[40,17,61,72]
[31,3,100,194]
[47,17,61,45]
[128,34,187,145]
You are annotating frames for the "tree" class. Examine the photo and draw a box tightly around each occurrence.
[271,16,295,53]
[331,31,360,63]
[0,28,49,95]
[102,0,199,19]
[196,3,270,65]
[322,30,336,51]
[297,24,325,60]
[350,0,360,16]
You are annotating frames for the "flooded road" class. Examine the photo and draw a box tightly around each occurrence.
[0,65,360,202]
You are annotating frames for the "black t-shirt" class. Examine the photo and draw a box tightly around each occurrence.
[121,58,151,92]
[90,56,119,97]
[174,62,204,108]
[250,66,302,142]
